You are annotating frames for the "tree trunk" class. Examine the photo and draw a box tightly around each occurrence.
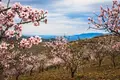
[15,74,20,80]
[0,74,4,80]
[70,66,77,78]
[82,65,85,74]
[112,57,116,68]
[0,64,4,80]
[30,67,34,76]
[38,66,44,73]
[38,67,41,73]
[71,71,75,78]
[41,67,44,72]
[98,59,102,67]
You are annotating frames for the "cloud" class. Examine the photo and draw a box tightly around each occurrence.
[3,0,113,35]
[52,0,111,13]
[22,12,88,35]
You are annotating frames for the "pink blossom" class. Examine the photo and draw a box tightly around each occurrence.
[88,1,120,34]
[45,10,48,14]
[5,30,15,38]
[0,42,9,50]
[14,24,22,32]
[20,36,42,48]
[0,2,5,10]
[0,26,2,31]
[44,19,47,24]
[34,22,39,26]
[0,1,47,79]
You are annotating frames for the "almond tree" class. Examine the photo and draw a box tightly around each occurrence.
[0,1,47,41]
[108,41,120,68]
[27,54,47,76]
[3,51,41,80]
[0,0,47,80]
[45,37,86,78]
[38,57,46,73]
[86,37,109,67]
[68,42,86,78]
[45,37,68,68]
[86,42,107,67]
[88,0,120,35]
[102,36,120,68]
[0,36,43,79]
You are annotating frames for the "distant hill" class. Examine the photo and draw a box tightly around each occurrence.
[66,33,103,41]
[22,35,56,42]
[23,33,104,41]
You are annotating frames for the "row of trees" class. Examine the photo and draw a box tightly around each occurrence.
[43,35,120,78]
[40,0,120,78]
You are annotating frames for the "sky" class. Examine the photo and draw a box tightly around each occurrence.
[4,0,113,35]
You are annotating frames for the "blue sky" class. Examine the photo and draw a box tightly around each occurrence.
[6,0,113,35]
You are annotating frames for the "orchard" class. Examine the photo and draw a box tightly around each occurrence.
[1,0,120,80]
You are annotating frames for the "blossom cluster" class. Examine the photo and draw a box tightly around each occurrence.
[0,2,47,40]
[0,42,14,50]
[20,36,42,48]
[112,42,120,51]
[45,37,67,48]
[88,0,120,34]
[1,51,41,79]
[0,36,42,50]
[45,37,70,61]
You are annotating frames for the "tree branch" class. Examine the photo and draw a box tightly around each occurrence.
[0,7,11,13]
[7,0,10,8]
[17,16,47,25]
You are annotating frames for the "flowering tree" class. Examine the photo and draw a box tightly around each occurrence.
[88,0,120,35]
[85,42,107,67]
[88,0,120,67]
[106,38,120,68]
[2,51,42,80]
[45,37,69,63]
[45,37,86,78]
[0,36,43,79]
[0,0,47,80]
[68,42,87,78]
[0,2,47,41]
[37,55,47,73]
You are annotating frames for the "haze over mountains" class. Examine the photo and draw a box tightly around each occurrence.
[23,33,104,41]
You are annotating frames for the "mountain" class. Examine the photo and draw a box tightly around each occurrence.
[22,35,56,42]
[66,33,103,41]
[23,33,104,41]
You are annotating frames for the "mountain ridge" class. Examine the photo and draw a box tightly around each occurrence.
[23,33,104,41]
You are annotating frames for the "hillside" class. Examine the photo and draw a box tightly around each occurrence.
[10,34,120,80]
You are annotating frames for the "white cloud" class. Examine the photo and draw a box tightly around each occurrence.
[52,0,111,13]
[22,11,107,36]
[22,12,88,35]
[3,0,113,35]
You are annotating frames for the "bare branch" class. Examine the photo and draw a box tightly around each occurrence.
[0,7,11,13]
[17,16,47,25]
[7,0,10,8]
